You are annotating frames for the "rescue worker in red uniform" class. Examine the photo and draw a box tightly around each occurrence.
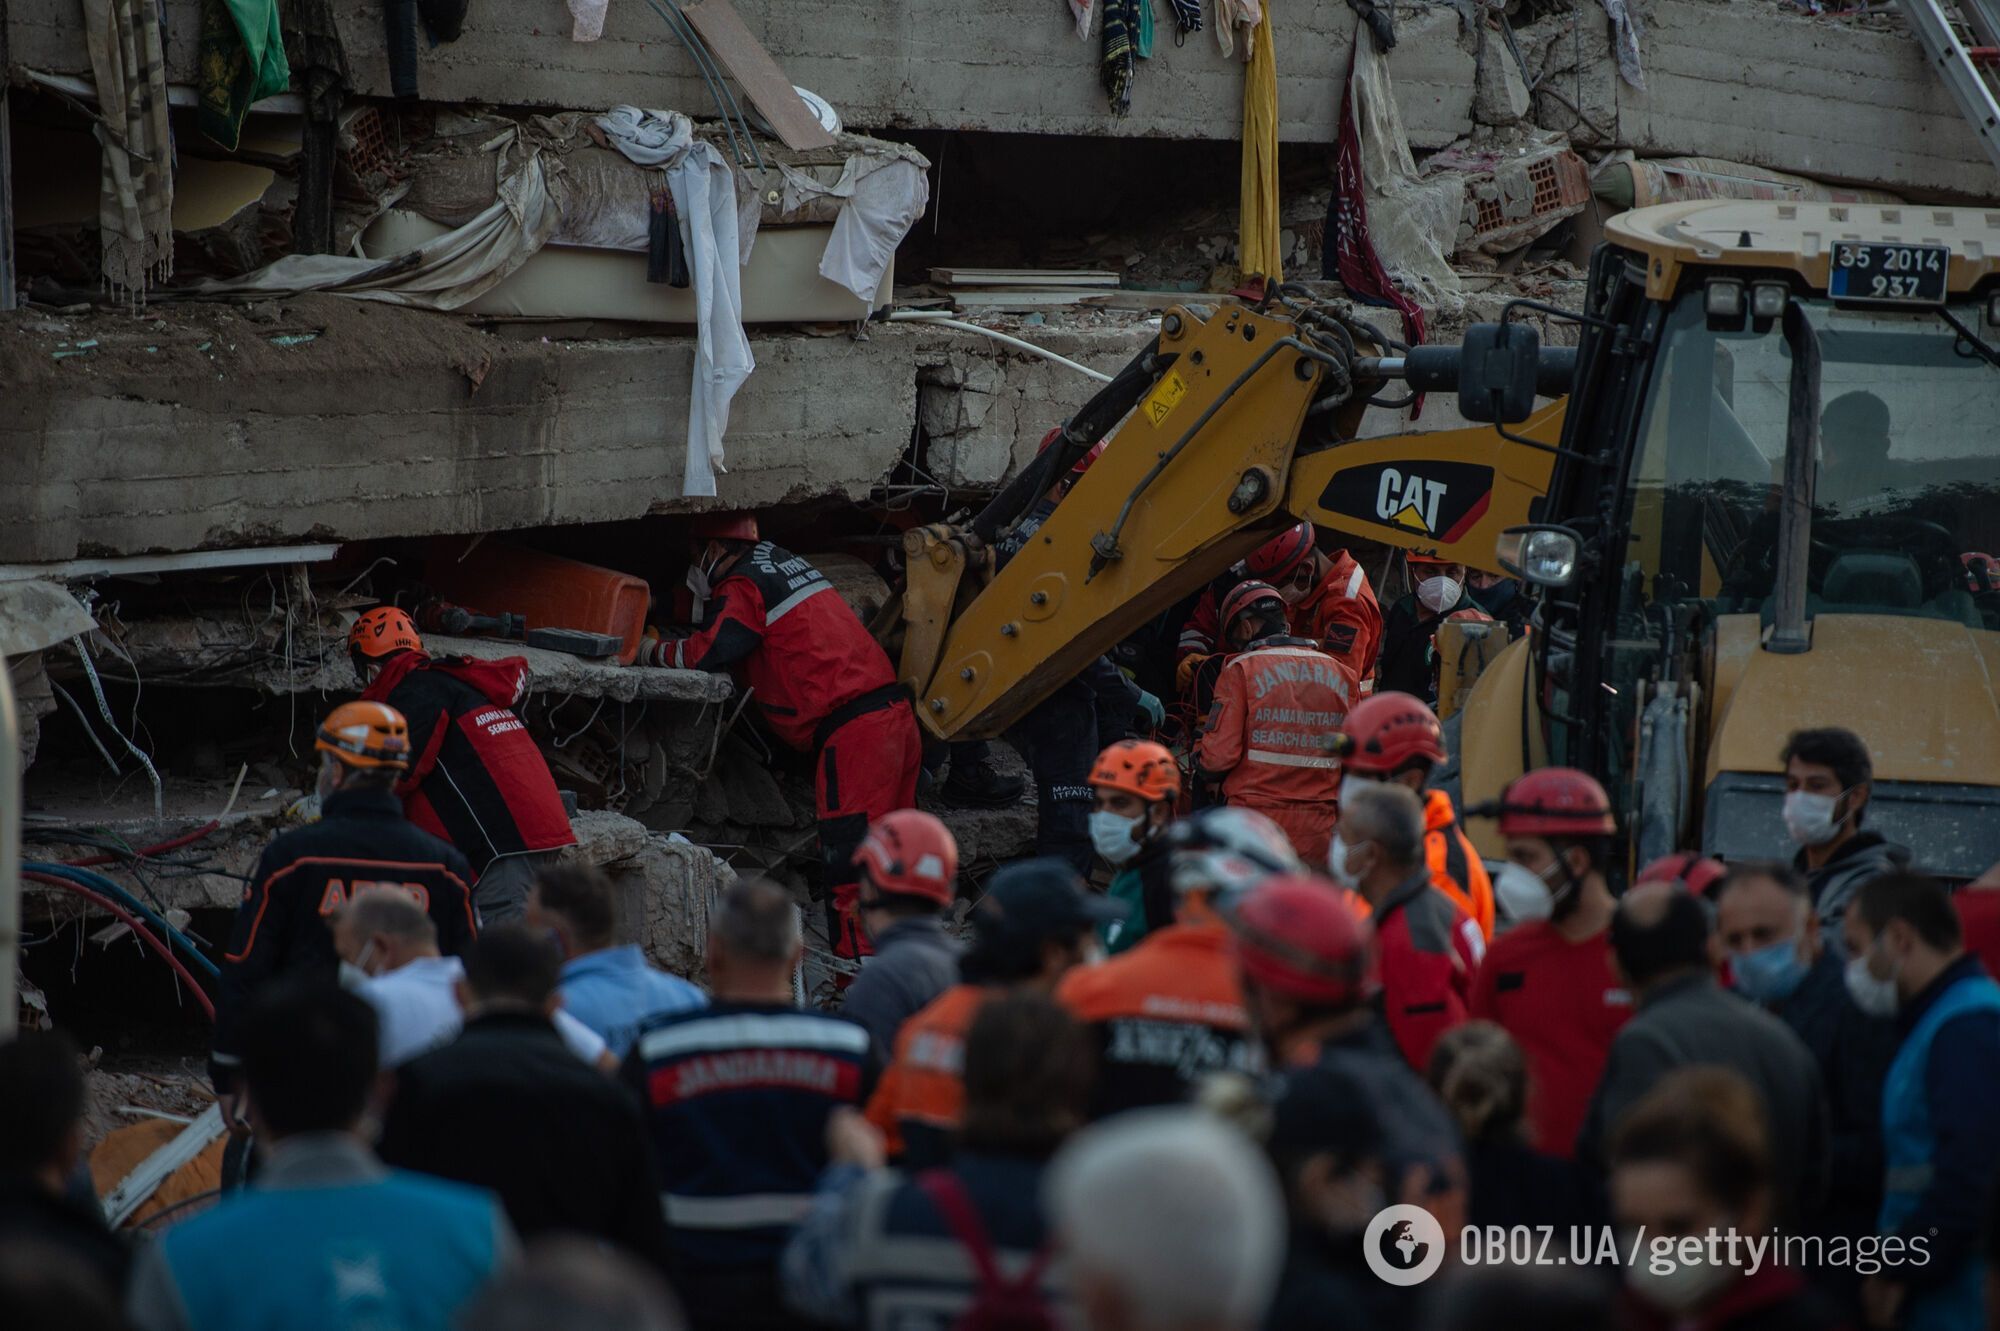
[1466,768,1631,1159]
[1331,691,1495,939]
[1059,805,1299,1119]
[1194,581,1358,866]
[662,514,922,961]
[1326,781,1482,1070]
[1176,520,1382,683]
[350,607,575,923]
[212,702,479,1123]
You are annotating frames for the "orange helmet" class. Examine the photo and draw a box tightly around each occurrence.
[1407,552,1459,567]
[1089,739,1182,804]
[315,701,411,770]
[691,513,759,542]
[348,607,422,660]
[853,809,959,906]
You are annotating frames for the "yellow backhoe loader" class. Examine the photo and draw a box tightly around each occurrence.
[888,199,2000,880]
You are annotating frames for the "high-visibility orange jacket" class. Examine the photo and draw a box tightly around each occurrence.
[1194,636,1357,810]
[863,983,989,1168]
[1057,919,1257,1120]
[1423,789,1495,940]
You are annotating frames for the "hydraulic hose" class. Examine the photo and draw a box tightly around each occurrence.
[25,861,221,980]
[23,871,216,1020]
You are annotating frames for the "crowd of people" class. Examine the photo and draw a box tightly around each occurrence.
[7,508,2000,1331]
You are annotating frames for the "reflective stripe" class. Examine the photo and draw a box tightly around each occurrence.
[638,1013,870,1061]
[663,1191,816,1229]
[1344,565,1366,598]
[766,581,833,624]
[1249,646,1331,660]
[670,639,687,669]
[1246,748,1341,769]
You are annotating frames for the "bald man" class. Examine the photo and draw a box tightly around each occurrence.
[1577,881,1827,1225]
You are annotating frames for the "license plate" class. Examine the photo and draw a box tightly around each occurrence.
[1828,242,1949,304]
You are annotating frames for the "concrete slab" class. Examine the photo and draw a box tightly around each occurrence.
[7,0,1477,147]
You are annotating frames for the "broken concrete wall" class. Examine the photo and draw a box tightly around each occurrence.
[6,0,1478,148]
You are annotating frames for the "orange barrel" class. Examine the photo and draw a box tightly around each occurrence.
[423,541,651,665]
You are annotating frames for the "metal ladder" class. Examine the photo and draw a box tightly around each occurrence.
[1898,0,2000,174]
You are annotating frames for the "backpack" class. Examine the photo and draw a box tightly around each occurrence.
[916,1169,1057,1331]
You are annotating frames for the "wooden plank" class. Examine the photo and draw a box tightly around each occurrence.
[680,0,836,152]
[949,290,1096,309]
[929,268,1120,287]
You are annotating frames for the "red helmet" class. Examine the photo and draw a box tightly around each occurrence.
[1227,876,1377,1007]
[1484,767,1616,838]
[1089,739,1182,804]
[1963,551,1998,591]
[1332,691,1446,775]
[348,607,423,660]
[1244,521,1316,582]
[1636,852,1728,899]
[691,513,759,542]
[1220,580,1287,641]
[853,809,959,906]
[1036,426,1107,477]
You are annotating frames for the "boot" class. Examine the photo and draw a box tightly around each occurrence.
[939,755,1027,808]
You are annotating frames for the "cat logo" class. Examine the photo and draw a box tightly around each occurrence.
[1316,461,1495,545]
[1376,469,1448,534]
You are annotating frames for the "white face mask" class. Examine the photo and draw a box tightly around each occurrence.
[1417,576,1461,614]
[1624,1241,1739,1314]
[1338,773,1375,808]
[1326,836,1365,890]
[1492,861,1554,928]
[1090,810,1145,866]
[1845,943,1901,1017]
[1783,789,1848,847]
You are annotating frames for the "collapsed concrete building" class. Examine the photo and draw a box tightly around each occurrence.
[1,0,1994,1053]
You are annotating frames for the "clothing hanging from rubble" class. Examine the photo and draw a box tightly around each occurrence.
[596,105,754,497]
[778,152,929,305]
[284,0,350,256]
[1069,0,1094,39]
[1237,0,1281,280]
[197,0,290,150]
[1599,0,1646,89]
[1102,0,1140,114]
[81,0,174,305]
[569,0,610,40]
[384,0,471,98]
[1212,0,1260,59]
[1164,0,1203,40]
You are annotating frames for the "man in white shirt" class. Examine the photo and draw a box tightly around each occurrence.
[333,888,615,1071]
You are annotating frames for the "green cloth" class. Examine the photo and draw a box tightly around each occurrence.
[198,0,290,150]
[1102,867,1151,956]
[1137,0,1155,59]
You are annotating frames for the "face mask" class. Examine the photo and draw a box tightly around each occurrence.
[337,961,370,992]
[1730,936,1809,1004]
[1417,576,1461,614]
[1339,773,1375,808]
[1624,1244,1738,1314]
[1090,810,1144,866]
[1492,861,1553,928]
[1782,789,1847,847]
[1327,836,1365,890]
[1845,944,1901,1017]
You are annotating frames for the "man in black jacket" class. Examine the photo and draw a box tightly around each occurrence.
[378,924,668,1265]
[212,702,479,1124]
[0,1031,129,1293]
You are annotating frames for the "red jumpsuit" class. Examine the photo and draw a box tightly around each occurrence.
[1371,867,1484,1071]
[1193,635,1357,865]
[1177,549,1383,681]
[668,542,921,959]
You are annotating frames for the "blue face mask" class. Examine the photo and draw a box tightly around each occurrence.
[1730,937,1809,1004]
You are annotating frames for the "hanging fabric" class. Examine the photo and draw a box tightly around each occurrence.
[1101,0,1140,114]
[81,0,175,305]
[197,0,290,150]
[1237,0,1281,280]
[1164,0,1202,40]
[1137,0,1155,59]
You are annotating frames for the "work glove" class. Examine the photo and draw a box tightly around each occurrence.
[1136,690,1166,731]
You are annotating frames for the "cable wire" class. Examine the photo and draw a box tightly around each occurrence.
[23,872,216,1020]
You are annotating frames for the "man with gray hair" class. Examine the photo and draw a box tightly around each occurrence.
[1327,781,1483,1070]
[1045,1107,1286,1331]
[623,879,874,1331]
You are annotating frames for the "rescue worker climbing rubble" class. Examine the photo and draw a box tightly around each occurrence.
[350,606,576,924]
[212,701,480,1130]
[659,513,923,963]
[1331,690,1495,938]
[1088,739,1183,955]
[1193,580,1356,866]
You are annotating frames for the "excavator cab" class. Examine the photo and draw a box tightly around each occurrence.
[1461,200,2000,880]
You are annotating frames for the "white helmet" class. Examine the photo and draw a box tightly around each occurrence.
[1165,807,1303,899]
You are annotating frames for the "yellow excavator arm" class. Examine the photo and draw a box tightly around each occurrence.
[895,298,1564,741]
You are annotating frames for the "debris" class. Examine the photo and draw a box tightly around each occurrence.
[680,0,838,151]
[98,1103,227,1227]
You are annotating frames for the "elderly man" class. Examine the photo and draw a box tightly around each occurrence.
[1326,782,1483,1070]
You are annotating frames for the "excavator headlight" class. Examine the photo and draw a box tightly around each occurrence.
[1750,282,1789,320]
[1704,279,1745,325]
[1987,294,2000,328]
[1496,525,1581,589]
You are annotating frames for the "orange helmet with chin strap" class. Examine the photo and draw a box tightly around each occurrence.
[315,701,411,770]
[1089,739,1182,804]
[348,607,423,660]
